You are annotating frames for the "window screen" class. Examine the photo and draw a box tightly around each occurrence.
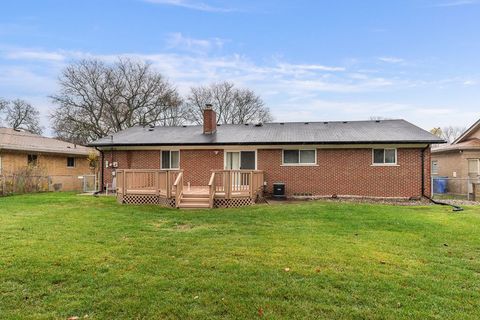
[170,151,179,169]
[300,150,316,164]
[161,151,179,169]
[373,149,385,164]
[373,149,396,164]
[283,150,316,164]
[67,157,75,167]
[283,150,299,164]
[27,154,38,166]
[161,151,170,169]
[384,149,396,164]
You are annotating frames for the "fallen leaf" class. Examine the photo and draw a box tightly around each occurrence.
[67,317,79,320]
[258,307,264,317]
[380,260,386,265]
[194,295,199,300]
[315,267,321,273]
[284,267,290,272]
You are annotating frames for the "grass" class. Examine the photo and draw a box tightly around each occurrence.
[0,193,479,319]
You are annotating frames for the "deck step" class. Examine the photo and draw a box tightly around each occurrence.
[178,202,211,208]
[181,197,210,203]
[182,193,209,198]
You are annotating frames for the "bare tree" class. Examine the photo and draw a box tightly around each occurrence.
[0,98,6,110]
[50,58,183,144]
[185,81,272,125]
[430,126,466,143]
[2,99,43,134]
[0,98,7,126]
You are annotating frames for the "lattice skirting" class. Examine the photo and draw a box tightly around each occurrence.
[214,197,254,208]
[120,194,176,208]
[118,194,258,208]
[159,197,176,208]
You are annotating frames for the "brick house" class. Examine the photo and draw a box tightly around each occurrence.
[90,107,443,208]
[431,119,480,196]
[0,128,95,192]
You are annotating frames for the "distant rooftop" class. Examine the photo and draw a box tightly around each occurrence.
[90,119,444,147]
[0,127,92,155]
[432,138,480,153]
[432,118,480,153]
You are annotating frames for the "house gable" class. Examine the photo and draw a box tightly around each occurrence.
[454,119,480,144]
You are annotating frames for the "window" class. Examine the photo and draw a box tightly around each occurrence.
[67,157,75,168]
[431,160,439,175]
[282,149,316,165]
[468,159,479,175]
[225,151,256,170]
[27,154,38,166]
[161,150,179,169]
[372,149,397,165]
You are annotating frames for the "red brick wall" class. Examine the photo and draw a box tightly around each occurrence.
[102,149,223,187]
[180,149,224,185]
[101,147,431,198]
[257,148,430,198]
[102,150,160,187]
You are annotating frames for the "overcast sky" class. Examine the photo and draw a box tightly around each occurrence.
[1,0,479,135]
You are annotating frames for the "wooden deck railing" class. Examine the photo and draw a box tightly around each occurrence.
[116,169,182,197]
[209,170,264,199]
[208,172,216,208]
[117,169,264,207]
[173,171,184,208]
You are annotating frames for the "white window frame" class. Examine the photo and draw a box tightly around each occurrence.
[431,160,439,175]
[281,149,317,166]
[371,148,398,166]
[160,150,180,170]
[224,150,258,170]
[66,157,76,168]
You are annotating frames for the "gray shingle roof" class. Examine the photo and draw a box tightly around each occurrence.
[89,119,444,147]
[0,127,93,155]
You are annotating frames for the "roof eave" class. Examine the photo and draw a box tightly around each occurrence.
[453,119,480,144]
[91,140,444,148]
[0,146,92,156]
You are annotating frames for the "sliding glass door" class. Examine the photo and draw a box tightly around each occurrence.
[225,151,256,170]
[225,151,256,189]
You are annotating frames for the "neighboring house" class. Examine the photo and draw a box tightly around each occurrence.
[90,106,443,208]
[431,119,480,196]
[0,128,95,192]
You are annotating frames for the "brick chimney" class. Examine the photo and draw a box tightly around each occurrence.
[203,104,217,134]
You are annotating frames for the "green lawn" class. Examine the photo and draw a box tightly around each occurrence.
[0,193,479,319]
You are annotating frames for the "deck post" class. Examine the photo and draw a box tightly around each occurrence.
[226,170,231,199]
[123,170,127,195]
[166,171,171,198]
[250,171,254,198]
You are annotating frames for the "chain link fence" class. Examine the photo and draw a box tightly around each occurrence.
[0,174,98,196]
[432,177,480,201]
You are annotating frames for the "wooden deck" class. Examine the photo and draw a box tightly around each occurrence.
[116,169,264,208]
